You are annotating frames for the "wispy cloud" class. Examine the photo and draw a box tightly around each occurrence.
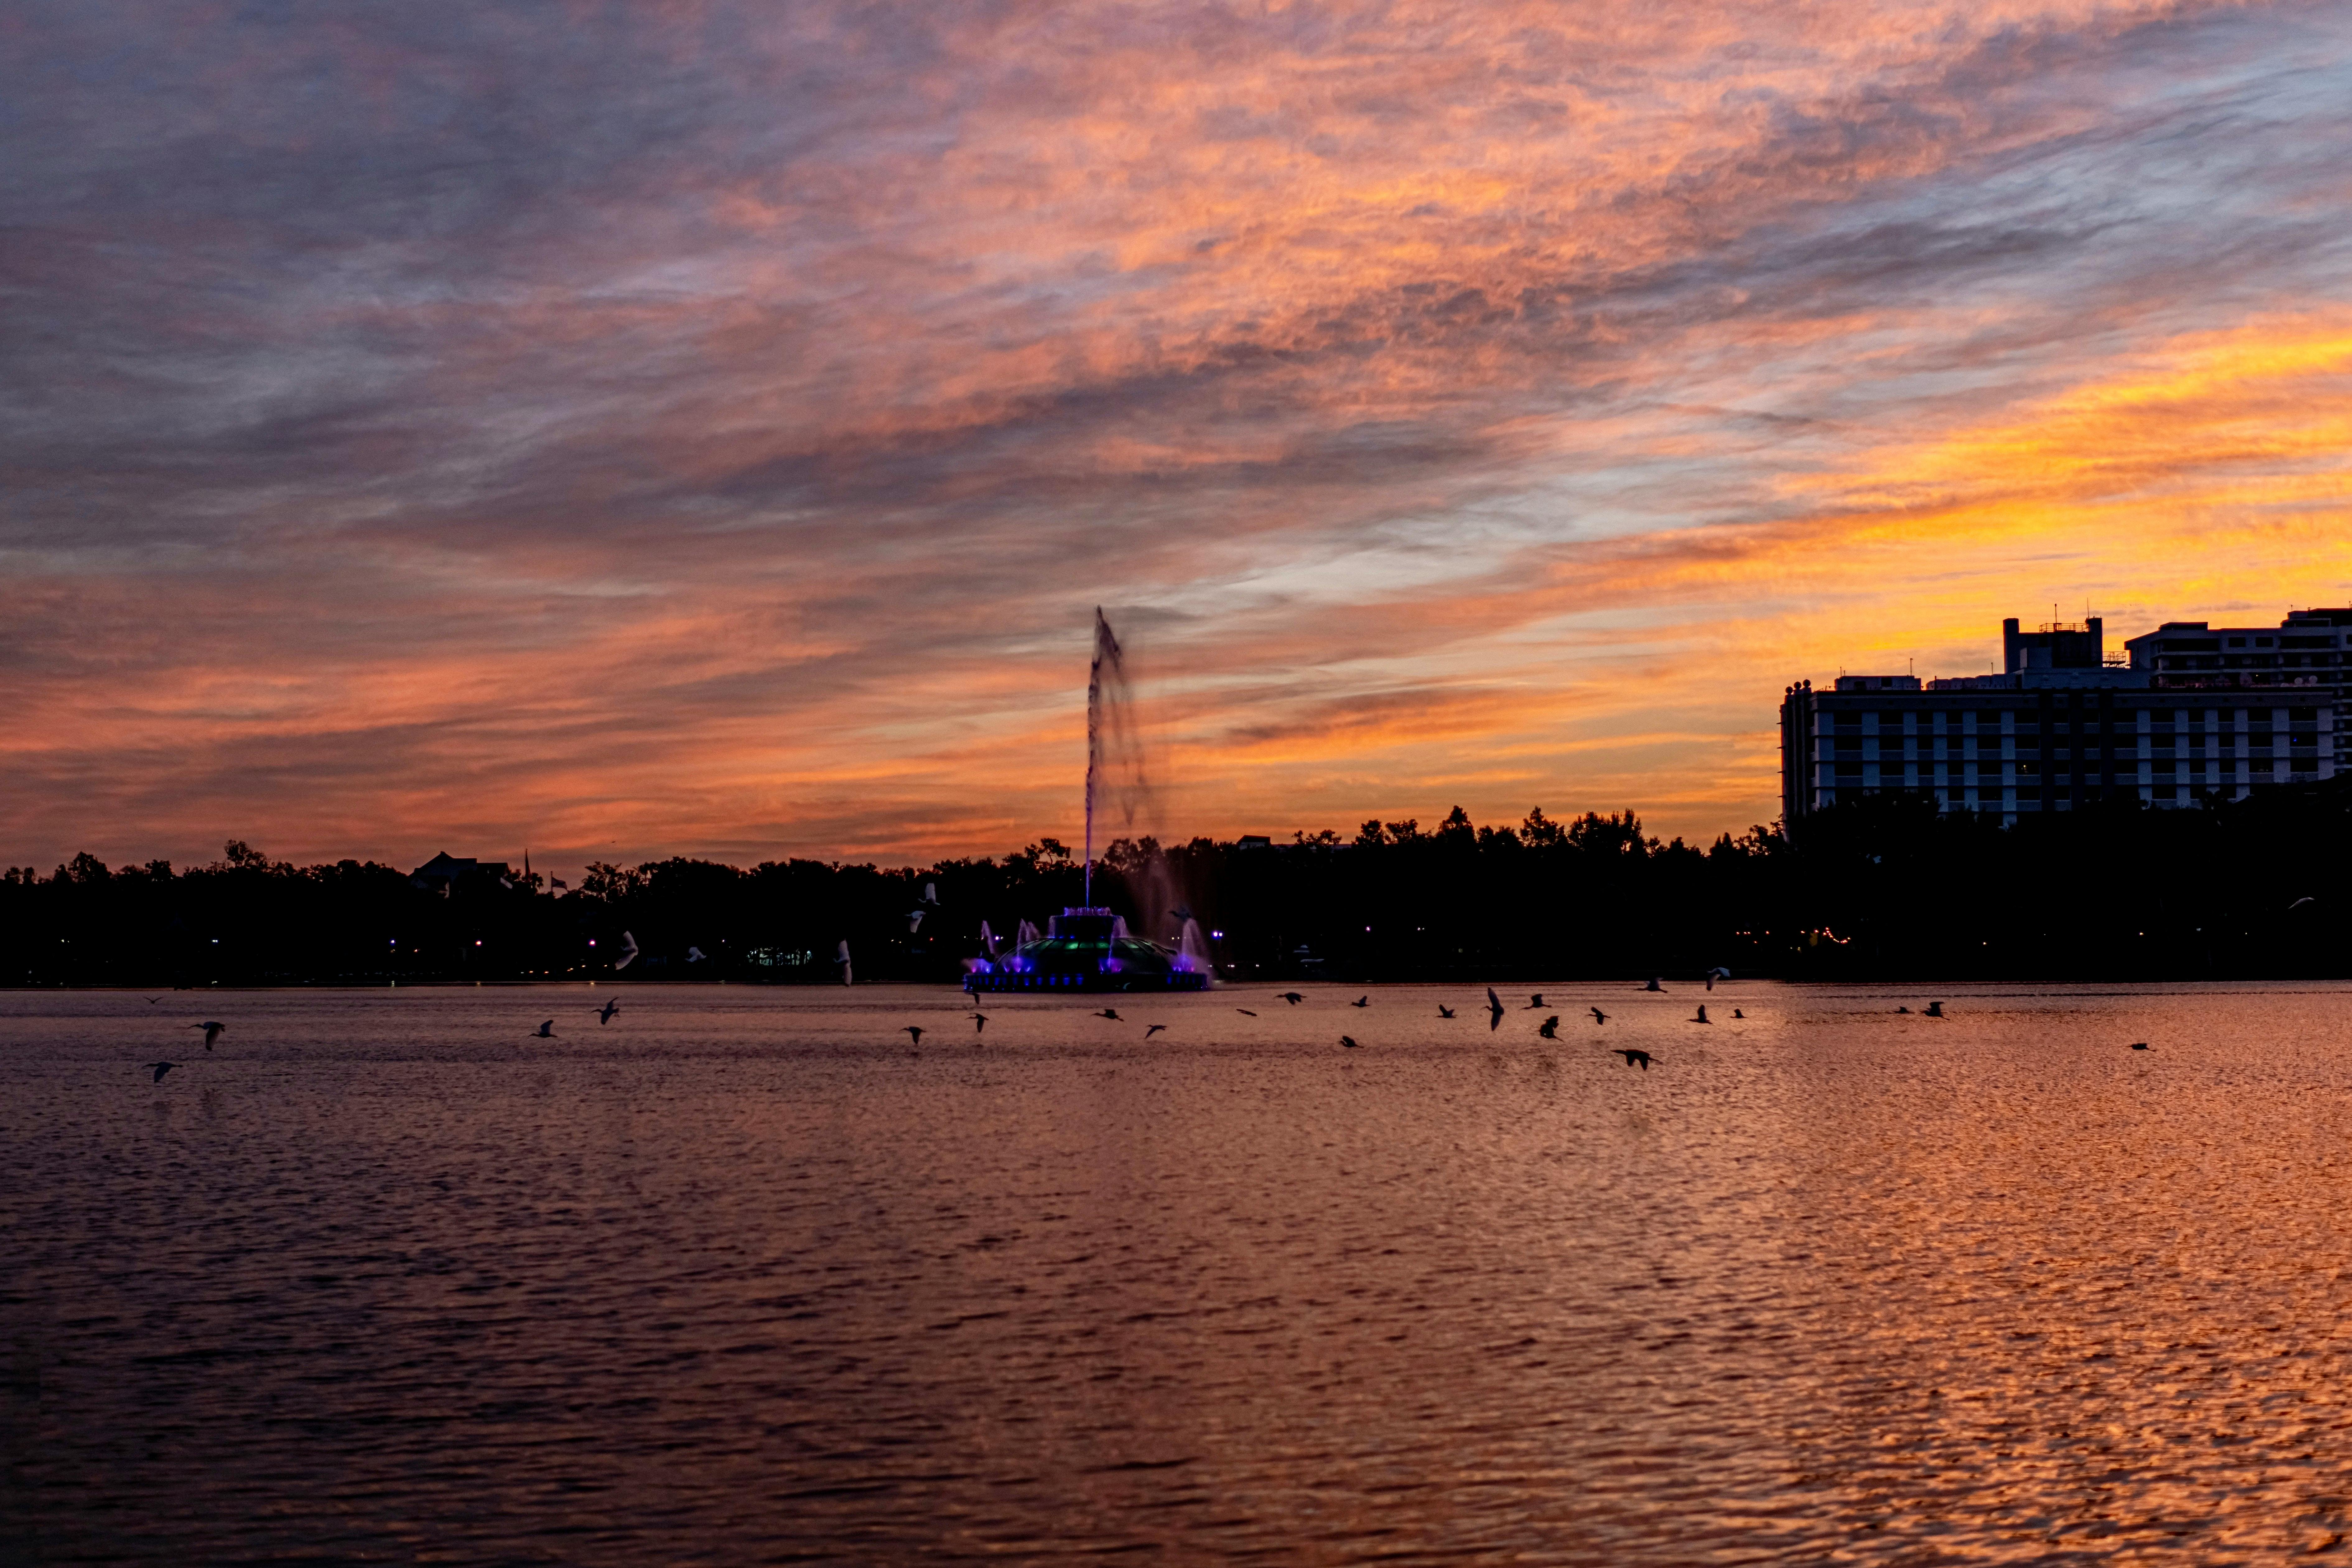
[5,0,2350,873]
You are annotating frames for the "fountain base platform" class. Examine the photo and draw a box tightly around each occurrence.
[961,907,1212,995]
[964,970,1211,995]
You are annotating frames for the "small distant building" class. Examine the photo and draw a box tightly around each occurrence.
[1236,835,1273,852]
[409,852,512,894]
[1782,613,2334,834]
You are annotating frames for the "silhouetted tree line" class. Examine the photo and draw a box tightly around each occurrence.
[6,786,2349,986]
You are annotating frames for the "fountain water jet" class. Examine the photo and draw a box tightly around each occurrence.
[965,608,1210,995]
[1084,606,1141,908]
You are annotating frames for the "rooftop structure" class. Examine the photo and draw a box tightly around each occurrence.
[2005,616,2106,672]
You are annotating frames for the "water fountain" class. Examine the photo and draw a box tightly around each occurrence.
[964,609,1211,994]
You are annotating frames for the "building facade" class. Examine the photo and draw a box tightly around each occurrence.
[1781,613,2336,832]
[2123,607,2352,774]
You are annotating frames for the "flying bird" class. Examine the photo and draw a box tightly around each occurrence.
[1612,1048,1655,1070]
[1235,1008,1258,1017]
[1145,1024,1167,1038]
[533,1019,557,1038]
[1706,966,1731,990]
[1486,988,1505,1031]
[971,1012,988,1034]
[1351,995,1370,1008]
[1277,992,1304,1005]
[145,1061,178,1083]
[1923,1001,1945,1018]
[1732,1009,1745,1019]
[686,946,707,963]
[1590,1007,1608,1025]
[143,996,164,1005]
[1437,1005,1455,1019]
[905,1026,924,1045]
[2290,896,2316,910]
[1097,1008,1122,1021]
[595,999,620,1024]
[1524,993,1545,1009]
[1691,1006,1710,1024]
[1537,1016,1560,1040]
[1339,1035,1361,1049]
[189,1021,225,1050]
[615,931,640,970]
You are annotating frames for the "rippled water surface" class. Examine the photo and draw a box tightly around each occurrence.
[7,981,2352,1562]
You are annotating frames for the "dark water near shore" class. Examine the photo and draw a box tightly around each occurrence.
[5,981,2352,1563]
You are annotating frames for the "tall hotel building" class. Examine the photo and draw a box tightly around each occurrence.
[1781,610,2345,832]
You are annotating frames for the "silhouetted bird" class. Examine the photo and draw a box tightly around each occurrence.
[971,1012,988,1034]
[533,1019,556,1038]
[1524,993,1545,1009]
[1486,987,1505,1031]
[1691,1005,1710,1024]
[1590,1007,1608,1025]
[1732,1009,1745,1019]
[1706,966,1730,990]
[143,996,164,1005]
[1612,1049,1655,1070]
[596,999,620,1025]
[1097,1008,1122,1021]
[1278,992,1304,1005]
[905,1026,924,1045]
[2130,1041,2149,1051]
[1339,1035,1361,1049]
[1351,995,1370,1008]
[1923,1001,1944,1018]
[1437,1005,1455,1019]
[1895,1006,1911,1014]
[189,1021,225,1050]
[1235,1008,1258,1016]
[1537,1016,1560,1040]
[146,1061,178,1083]
[615,931,640,970]
[1145,1024,1166,1038]
[1644,977,1664,992]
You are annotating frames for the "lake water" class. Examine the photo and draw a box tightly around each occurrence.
[4,981,2351,1563]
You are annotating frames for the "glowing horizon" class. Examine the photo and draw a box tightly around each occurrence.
[7,1,2351,885]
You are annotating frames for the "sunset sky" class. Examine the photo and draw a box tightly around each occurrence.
[9,0,2352,879]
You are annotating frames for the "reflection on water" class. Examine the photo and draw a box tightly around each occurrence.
[5,982,2351,1561]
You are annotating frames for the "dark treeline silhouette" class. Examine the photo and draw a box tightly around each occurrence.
[6,787,2350,986]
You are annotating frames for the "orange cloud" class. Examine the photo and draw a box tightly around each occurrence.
[6,0,2350,874]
